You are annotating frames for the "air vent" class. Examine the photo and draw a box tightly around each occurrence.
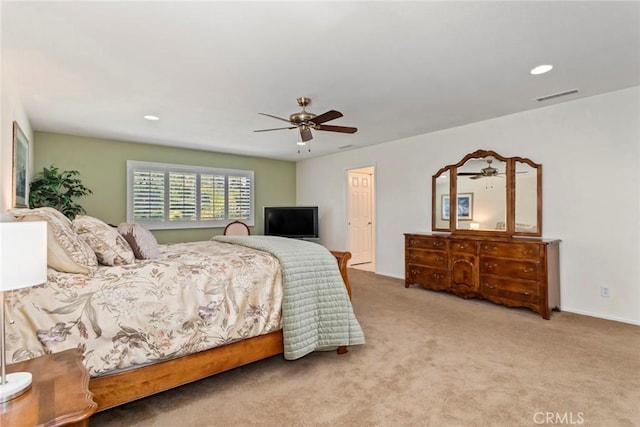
[338,144,356,150]
[536,89,579,102]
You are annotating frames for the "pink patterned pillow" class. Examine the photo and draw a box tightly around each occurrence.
[117,223,161,260]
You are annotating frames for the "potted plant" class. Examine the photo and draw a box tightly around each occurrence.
[29,165,93,219]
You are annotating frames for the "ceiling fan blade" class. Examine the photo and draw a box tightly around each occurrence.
[300,126,313,142]
[254,126,297,132]
[258,113,292,124]
[457,172,481,176]
[470,175,484,180]
[316,124,358,134]
[309,110,343,125]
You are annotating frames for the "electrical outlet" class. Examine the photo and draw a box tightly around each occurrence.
[600,287,611,298]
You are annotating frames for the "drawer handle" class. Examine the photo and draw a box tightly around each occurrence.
[410,239,416,245]
[432,273,444,280]
[522,267,535,274]
[432,241,444,248]
[435,256,444,262]
[486,283,496,290]
[521,291,532,296]
[484,263,497,270]
[410,270,418,276]
[521,249,535,256]
[483,245,497,252]
[410,253,417,259]
[456,243,467,249]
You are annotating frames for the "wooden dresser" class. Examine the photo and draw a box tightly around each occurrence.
[405,233,560,319]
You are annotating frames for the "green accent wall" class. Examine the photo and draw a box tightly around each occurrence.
[33,132,296,243]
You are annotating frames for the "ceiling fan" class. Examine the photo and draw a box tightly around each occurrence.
[253,97,357,143]
[458,159,527,180]
[458,159,504,180]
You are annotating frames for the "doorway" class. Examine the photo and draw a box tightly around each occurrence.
[346,166,375,271]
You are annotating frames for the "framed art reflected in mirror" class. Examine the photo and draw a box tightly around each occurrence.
[441,193,473,221]
[12,121,28,208]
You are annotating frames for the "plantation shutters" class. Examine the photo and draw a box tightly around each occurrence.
[127,161,254,229]
[132,170,165,221]
[228,175,252,219]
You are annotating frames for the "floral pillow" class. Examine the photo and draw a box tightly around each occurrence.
[72,215,135,266]
[117,222,161,260]
[35,207,73,227]
[9,207,98,275]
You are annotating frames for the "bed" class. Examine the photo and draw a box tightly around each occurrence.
[5,208,363,411]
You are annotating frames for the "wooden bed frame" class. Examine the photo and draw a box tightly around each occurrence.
[89,251,353,411]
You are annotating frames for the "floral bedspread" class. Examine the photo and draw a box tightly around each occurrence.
[5,240,283,377]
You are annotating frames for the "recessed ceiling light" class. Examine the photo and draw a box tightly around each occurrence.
[143,115,160,121]
[530,64,553,75]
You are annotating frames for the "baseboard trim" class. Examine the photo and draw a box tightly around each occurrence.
[561,307,640,326]
[368,271,640,326]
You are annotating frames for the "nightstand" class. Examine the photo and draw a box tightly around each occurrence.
[0,348,97,427]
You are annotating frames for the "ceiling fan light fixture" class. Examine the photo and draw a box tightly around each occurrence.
[296,141,306,146]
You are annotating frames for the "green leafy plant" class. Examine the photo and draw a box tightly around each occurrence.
[29,165,93,219]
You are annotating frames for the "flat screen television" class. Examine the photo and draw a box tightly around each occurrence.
[264,206,318,238]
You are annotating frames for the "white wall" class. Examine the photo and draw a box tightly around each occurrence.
[1,66,33,212]
[297,86,640,325]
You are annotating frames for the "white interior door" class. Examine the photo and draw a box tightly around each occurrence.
[347,170,373,265]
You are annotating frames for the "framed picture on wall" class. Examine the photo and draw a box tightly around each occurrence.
[12,121,29,208]
[441,193,473,221]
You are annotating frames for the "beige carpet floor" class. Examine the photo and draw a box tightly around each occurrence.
[90,269,640,427]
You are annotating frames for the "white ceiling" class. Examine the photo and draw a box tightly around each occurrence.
[2,1,638,162]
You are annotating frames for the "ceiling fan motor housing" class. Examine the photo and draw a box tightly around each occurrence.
[290,97,316,125]
[481,159,498,176]
[289,111,317,125]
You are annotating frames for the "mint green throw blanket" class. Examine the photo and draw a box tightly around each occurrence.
[213,235,365,359]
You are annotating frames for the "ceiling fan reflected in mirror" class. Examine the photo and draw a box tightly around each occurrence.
[253,97,357,149]
[457,159,527,180]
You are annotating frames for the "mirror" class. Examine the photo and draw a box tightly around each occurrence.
[455,155,507,232]
[432,167,450,230]
[514,158,541,234]
[432,150,542,237]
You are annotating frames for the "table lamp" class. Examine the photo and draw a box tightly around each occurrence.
[0,221,47,403]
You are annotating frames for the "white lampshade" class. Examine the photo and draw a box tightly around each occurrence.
[0,220,47,402]
[0,221,48,291]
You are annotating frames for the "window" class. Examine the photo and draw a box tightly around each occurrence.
[127,161,254,229]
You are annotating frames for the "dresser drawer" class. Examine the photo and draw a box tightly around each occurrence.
[407,264,449,290]
[479,241,540,259]
[406,236,447,251]
[406,249,447,268]
[480,276,540,304]
[480,256,542,281]
[449,239,477,254]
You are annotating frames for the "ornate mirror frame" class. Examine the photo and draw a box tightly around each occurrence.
[432,149,542,237]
